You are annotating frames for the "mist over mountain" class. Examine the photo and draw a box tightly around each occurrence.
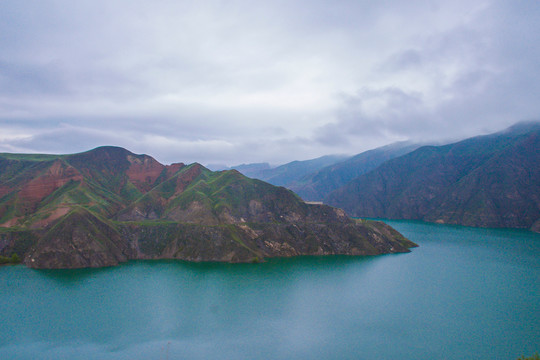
[223,163,272,178]
[216,155,349,187]
[240,155,349,186]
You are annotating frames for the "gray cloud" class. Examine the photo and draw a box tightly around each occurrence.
[379,50,423,73]
[315,0,540,151]
[0,0,539,165]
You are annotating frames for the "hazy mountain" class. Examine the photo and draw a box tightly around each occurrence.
[230,162,272,178]
[0,146,415,268]
[206,163,273,178]
[326,122,540,231]
[289,142,422,201]
[230,155,348,187]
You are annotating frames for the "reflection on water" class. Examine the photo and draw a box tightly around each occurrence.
[1,221,539,360]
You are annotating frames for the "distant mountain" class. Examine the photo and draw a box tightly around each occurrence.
[289,142,422,201]
[231,155,348,187]
[0,147,415,268]
[230,162,272,179]
[326,122,540,231]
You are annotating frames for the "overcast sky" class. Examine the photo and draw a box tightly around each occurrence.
[1,0,539,165]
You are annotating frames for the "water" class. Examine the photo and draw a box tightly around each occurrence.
[1,220,538,359]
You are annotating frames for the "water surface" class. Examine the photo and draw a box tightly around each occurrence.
[1,220,538,359]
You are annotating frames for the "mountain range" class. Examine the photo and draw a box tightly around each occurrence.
[215,154,348,187]
[326,122,540,231]
[0,147,415,269]
[227,142,422,201]
[229,122,539,232]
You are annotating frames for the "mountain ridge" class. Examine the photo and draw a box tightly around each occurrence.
[227,155,349,187]
[289,141,423,201]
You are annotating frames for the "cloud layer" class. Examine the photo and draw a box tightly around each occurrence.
[1,0,539,165]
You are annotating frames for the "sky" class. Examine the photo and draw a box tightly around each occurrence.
[0,0,539,166]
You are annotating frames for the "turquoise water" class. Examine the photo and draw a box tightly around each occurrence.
[1,220,538,359]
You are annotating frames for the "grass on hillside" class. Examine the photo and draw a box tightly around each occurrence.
[0,253,21,265]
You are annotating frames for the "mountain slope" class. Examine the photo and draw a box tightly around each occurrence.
[326,123,540,230]
[0,146,185,228]
[289,142,421,201]
[24,207,130,268]
[0,146,416,268]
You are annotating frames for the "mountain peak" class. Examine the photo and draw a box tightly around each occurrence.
[81,145,135,157]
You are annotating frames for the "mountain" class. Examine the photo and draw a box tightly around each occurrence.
[0,146,416,268]
[229,163,272,179]
[232,155,348,187]
[326,122,540,231]
[289,142,422,201]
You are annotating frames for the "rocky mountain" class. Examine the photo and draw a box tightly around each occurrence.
[289,142,422,201]
[326,122,540,231]
[0,146,416,269]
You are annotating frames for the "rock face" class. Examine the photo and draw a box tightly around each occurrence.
[326,122,540,231]
[24,208,129,268]
[0,146,416,269]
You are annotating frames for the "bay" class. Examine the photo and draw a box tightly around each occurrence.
[1,220,538,359]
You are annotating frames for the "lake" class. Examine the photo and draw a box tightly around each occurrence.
[1,220,539,359]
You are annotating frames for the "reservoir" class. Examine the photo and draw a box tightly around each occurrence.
[1,220,538,359]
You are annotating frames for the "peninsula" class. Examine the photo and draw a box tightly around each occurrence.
[0,146,416,269]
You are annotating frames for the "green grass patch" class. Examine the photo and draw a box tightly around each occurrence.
[0,253,21,264]
[120,180,143,202]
